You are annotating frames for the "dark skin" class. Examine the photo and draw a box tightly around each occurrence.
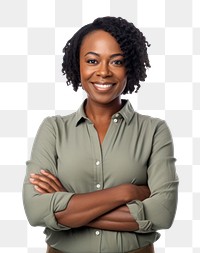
[30,30,151,231]
[30,170,150,231]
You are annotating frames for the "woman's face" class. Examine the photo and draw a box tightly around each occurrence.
[79,30,127,106]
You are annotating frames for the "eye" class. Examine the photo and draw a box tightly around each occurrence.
[87,59,98,64]
[112,60,124,66]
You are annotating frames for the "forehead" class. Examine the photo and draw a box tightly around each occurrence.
[80,30,123,55]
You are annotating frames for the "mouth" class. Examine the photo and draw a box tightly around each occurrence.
[92,83,115,91]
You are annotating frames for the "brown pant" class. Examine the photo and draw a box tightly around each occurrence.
[47,244,154,253]
[46,245,62,253]
[128,244,154,253]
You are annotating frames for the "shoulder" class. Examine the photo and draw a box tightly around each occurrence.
[135,112,173,144]
[39,112,77,132]
[134,111,165,129]
[132,111,173,139]
[44,112,76,124]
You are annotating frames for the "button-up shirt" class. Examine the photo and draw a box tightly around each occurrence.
[23,100,178,253]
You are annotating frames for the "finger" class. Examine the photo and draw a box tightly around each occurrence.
[40,170,63,188]
[31,172,61,191]
[30,173,60,192]
[39,170,67,192]
[29,178,56,193]
[34,185,47,194]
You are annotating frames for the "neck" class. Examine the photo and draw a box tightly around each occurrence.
[85,98,123,122]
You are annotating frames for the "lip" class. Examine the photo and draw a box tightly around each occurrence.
[91,82,115,92]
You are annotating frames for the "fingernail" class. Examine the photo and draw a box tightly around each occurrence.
[41,169,46,173]
[29,178,34,182]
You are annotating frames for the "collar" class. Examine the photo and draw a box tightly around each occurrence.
[75,99,135,127]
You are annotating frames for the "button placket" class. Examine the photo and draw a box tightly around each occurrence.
[113,113,121,123]
[95,159,101,189]
[96,160,100,166]
[95,230,100,236]
[88,123,103,192]
[96,183,101,189]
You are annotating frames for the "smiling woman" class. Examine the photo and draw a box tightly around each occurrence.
[62,16,150,94]
[23,16,178,253]
[79,30,128,135]
[79,30,128,143]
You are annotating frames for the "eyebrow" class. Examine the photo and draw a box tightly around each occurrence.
[84,52,124,58]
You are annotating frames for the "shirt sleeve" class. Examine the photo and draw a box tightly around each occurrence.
[127,120,179,233]
[22,117,75,231]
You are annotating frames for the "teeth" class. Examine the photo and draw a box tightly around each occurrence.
[94,83,113,89]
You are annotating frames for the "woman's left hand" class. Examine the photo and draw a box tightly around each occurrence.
[29,170,67,194]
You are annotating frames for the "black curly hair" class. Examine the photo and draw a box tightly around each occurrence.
[62,16,150,94]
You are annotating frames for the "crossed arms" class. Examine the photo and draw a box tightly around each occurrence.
[29,169,150,231]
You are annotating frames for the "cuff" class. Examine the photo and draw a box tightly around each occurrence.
[127,200,155,233]
[45,191,75,231]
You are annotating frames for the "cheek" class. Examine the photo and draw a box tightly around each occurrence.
[120,76,128,92]
[80,65,93,81]
[116,68,127,82]
[124,76,128,85]
[120,73,127,86]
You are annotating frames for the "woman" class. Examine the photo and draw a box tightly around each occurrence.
[23,17,178,253]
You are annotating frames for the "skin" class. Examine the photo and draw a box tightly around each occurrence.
[30,170,150,231]
[30,30,150,231]
[79,30,127,144]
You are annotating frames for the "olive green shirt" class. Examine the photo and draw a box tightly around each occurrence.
[23,100,178,253]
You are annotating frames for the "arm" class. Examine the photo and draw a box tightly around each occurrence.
[86,185,151,231]
[22,117,75,231]
[54,183,146,228]
[30,171,150,230]
[87,206,139,231]
[127,120,179,233]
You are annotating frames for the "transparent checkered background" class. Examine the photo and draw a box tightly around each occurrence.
[0,0,199,252]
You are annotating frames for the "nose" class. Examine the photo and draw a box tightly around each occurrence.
[96,62,112,77]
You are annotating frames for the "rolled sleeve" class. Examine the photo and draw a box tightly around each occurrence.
[22,117,74,231]
[127,120,179,233]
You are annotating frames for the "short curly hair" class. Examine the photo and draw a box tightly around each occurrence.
[62,16,150,94]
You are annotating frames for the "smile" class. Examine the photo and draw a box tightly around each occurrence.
[93,83,114,91]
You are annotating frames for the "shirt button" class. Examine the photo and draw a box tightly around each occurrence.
[115,113,119,117]
[95,230,100,236]
[96,161,100,166]
[113,118,118,123]
[96,184,101,189]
